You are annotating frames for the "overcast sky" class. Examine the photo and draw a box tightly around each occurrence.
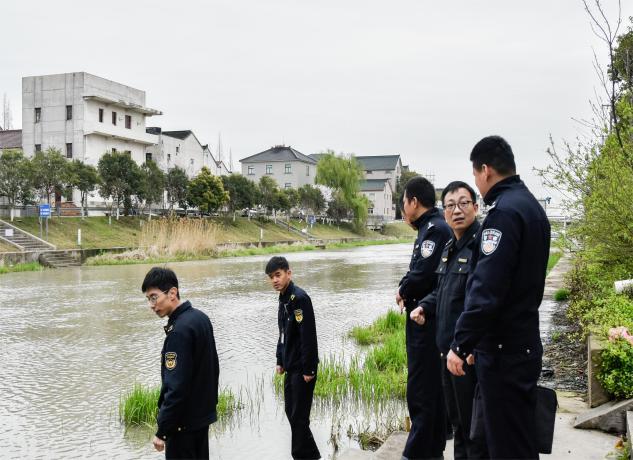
[2,0,631,202]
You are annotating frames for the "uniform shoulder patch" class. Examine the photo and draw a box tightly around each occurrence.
[165,352,177,370]
[294,309,303,323]
[421,240,436,258]
[427,222,434,229]
[481,228,502,255]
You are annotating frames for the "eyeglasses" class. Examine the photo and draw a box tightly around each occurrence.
[146,289,169,305]
[443,200,473,212]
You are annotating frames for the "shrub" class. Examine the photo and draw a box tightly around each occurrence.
[597,338,633,399]
[554,288,570,301]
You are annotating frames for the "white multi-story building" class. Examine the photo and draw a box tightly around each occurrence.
[22,72,162,168]
[356,155,403,195]
[360,179,395,221]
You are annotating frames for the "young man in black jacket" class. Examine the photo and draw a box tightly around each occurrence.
[266,256,320,460]
[412,181,488,459]
[142,267,220,460]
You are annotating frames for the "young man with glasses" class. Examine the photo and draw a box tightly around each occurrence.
[141,267,220,459]
[397,176,452,460]
[411,181,488,459]
[447,136,551,459]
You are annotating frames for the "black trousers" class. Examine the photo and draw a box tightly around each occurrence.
[165,426,209,460]
[403,318,446,460]
[475,348,542,460]
[440,357,488,460]
[284,372,321,459]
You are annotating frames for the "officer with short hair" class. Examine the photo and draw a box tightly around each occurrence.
[411,181,488,459]
[266,256,321,460]
[447,136,551,459]
[397,176,452,460]
[142,266,220,460]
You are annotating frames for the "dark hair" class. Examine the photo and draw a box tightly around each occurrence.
[141,267,180,299]
[470,135,516,176]
[403,176,435,208]
[441,181,477,204]
[265,256,290,275]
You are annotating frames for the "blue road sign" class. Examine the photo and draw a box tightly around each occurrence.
[308,215,316,225]
[39,204,51,217]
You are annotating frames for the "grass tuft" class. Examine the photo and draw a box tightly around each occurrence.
[0,261,44,275]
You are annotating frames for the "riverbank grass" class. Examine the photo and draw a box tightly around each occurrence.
[0,261,43,275]
[119,384,242,427]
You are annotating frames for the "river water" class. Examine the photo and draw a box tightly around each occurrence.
[0,243,556,459]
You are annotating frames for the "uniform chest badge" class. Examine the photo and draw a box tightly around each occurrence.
[481,229,502,255]
[294,309,303,323]
[421,240,435,258]
[165,352,177,370]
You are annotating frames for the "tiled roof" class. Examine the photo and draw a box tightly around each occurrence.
[0,129,22,149]
[240,146,316,164]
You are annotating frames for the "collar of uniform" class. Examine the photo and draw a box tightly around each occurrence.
[166,300,191,325]
[412,207,440,230]
[483,175,522,206]
[279,281,295,303]
[454,219,480,251]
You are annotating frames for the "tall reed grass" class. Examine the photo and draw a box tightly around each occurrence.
[139,218,219,256]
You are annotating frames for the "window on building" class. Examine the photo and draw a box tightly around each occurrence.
[285,183,292,189]
[190,158,194,165]
[66,105,72,120]
[176,146,180,154]
[368,208,374,215]
[66,143,73,159]
[266,164,273,174]
[306,165,310,176]
[112,148,117,154]
[35,144,41,152]
[35,108,41,123]
[125,115,132,129]
[112,111,117,125]
[248,166,254,175]
[146,152,153,162]
[99,108,104,122]
[167,154,171,162]
[366,170,372,175]
[124,150,131,156]
[285,163,291,174]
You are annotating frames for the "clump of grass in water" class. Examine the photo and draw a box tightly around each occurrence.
[0,261,44,275]
[119,384,243,427]
[274,310,408,402]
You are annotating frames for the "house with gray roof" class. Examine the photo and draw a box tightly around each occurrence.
[355,155,403,194]
[360,178,395,220]
[240,145,317,189]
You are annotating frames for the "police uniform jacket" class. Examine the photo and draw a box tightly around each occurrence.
[419,219,480,354]
[157,301,220,441]
[276,281,319,376]
[398,207,452,310]
[451,175,551,359]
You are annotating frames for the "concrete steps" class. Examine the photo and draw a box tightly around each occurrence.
[0,220,55,251]
[39,251,81,268]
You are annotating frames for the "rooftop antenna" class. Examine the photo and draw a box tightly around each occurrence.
[217,132,223,162]
[229,148,233,172]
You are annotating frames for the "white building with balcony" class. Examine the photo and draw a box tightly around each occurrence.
[22,72,161,167]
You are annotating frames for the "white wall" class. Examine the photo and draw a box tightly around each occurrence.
[241,160,315,189]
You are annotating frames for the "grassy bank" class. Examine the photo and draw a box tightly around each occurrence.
[0,261,43,275]
[119,384,242,427]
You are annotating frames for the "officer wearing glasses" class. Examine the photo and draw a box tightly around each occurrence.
[142,267,220,460]
[411,181,488,459]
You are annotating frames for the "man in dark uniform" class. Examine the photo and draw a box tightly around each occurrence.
[411,181,488,459]
[447,136,551,459]
[397,176,452,460]
[142,267,220,460]
[266,256,321,460]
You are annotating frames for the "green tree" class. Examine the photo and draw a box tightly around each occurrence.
[282,187,299,212]
[165,166,189,213]
[0,149,34,221]
[326,191,352,224]
[31,147,69,204]
[298,184,326,215]
[258,176,280,213]
[394,169,419,219]
[315,151,368,230]
[221,173,258,213]
[612,26,633,90]
[98,151,142,219]
[186,167,229,214]
[67,160,100,219]
[138,160,165,218]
